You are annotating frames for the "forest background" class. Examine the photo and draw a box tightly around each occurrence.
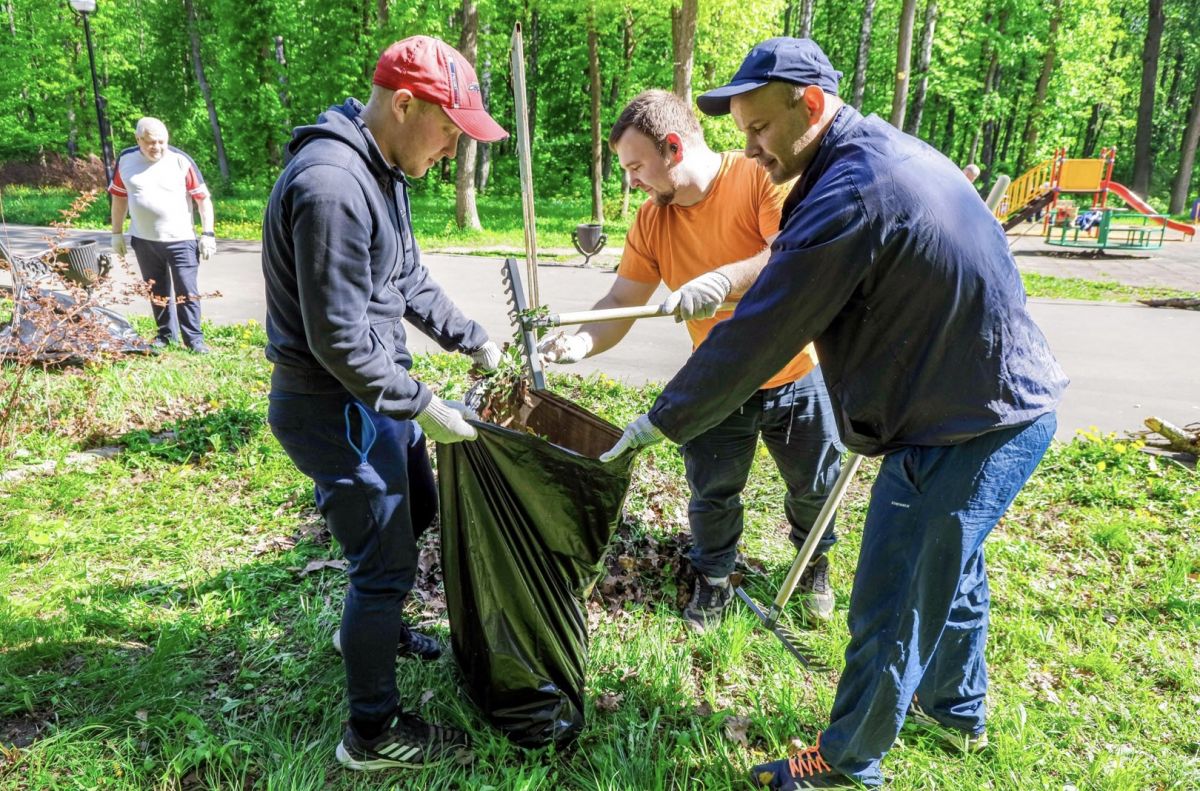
[1,0,1198,237]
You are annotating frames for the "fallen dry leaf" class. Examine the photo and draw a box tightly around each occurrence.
[724,715,751,748]
[297,558,348,577]
[595,692,624,712]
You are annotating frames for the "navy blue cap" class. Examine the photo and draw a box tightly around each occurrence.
[697,37,842,116]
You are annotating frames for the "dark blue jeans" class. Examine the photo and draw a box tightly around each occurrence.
[681,367,843,578]
[130,236,203,347]
[268,391,437,724]
[819,412,1057,786]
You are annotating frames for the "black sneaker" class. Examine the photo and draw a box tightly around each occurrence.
[749,736,857,789]
[336,711,471,770]
[905,696,989,752]
[187,340,211,355]
[682,575,732,633]
[797,554,835,622]
[332,625,444,661]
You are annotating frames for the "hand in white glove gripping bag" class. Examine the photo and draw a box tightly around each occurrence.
[415,396,479,444]
[599,413,665,462]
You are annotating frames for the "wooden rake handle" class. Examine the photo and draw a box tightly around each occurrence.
[530,301,738,328]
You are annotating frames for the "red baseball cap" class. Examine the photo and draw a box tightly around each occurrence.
[373,36,508,143]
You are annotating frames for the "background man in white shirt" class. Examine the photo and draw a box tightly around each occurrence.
[109,117,216,353]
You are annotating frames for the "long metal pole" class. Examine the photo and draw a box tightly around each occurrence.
[510,22,539,306]
[80,11,113,187]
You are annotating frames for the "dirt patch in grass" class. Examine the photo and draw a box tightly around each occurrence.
[0,710,52,750]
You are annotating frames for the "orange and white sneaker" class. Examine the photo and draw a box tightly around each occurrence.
[748,735,858,789]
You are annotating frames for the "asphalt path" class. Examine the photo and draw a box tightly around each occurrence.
[3,224,1198,442]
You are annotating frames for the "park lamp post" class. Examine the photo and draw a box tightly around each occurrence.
[68,0,113,187]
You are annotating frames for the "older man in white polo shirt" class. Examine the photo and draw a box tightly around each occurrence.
[109,117,215,353]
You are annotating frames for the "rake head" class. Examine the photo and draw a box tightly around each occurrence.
[733,579,832,672]
[501,257,546,391]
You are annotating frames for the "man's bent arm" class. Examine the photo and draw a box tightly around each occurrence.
[195,196,214,235]
[573,275,660,356]
[110,196,128,234]
[712,238,775,298]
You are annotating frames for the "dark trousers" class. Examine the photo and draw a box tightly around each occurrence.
[268,391,437,724]
[819,412,1056,786]
[681,366,843,578]
[130,237,203,347]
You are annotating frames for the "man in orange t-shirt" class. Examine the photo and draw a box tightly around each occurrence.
[537,89,843,630]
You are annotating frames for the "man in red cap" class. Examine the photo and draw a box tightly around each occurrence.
[261,35,506,772]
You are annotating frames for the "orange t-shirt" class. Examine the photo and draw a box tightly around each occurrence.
[618,151,816,390]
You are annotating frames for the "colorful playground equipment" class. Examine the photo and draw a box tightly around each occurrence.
[994,147,1196,249]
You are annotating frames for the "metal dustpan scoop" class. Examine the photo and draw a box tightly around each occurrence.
[735,453,864,671]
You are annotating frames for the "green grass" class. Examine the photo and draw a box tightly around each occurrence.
[0,184,635,253]
[1,321,1197,789]
[1020,272,1200,303]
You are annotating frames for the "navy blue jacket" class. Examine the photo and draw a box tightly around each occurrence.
[649,106,1067,456]
[262,99,487,418]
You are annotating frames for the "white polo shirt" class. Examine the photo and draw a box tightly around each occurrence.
[108,146,210,242]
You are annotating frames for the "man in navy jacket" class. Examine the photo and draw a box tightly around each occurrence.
[602,38,1067,788]
[262,36,505,772]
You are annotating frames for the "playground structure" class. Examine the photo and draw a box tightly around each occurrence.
[995,147,1196,250]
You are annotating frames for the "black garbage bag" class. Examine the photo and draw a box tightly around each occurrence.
[437,388,635,748]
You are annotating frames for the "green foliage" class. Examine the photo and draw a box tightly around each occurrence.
[2,0,1199,211]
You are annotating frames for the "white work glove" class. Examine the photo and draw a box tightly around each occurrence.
[662,271,731,321]
[599,414,665,462]
[198,234,216,261]
[467,340,502,372]
[414,397,478,444]
[110,233,127,257]
[537,331,594,364]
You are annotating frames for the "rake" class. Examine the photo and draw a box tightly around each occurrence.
[735,452,864,670]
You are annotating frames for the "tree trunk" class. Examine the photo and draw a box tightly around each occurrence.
[798,0,815,37]
[1000,84,1021,162]
[904,0,937,136]
[620,169,632,219]
[475,50,491,193]
[603,71,618,180]
[942,102,956,152]
[1164,47,1184,112]
[671,0,698,103]
[851,0,877,110]
[377,0,388,26]
[979,53,1002,177]
[455,0,481,230]
[1017,0,1062,172]
[1132,0,1164,196]
[889,0,918,128]
[604,11,635,181]
[782,0,793,36]
[589,21,604,223]
[1169,71,1200,215]
[184,0,230,180]
[274,35,292,135]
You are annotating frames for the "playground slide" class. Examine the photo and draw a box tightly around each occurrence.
[1104,181,1196,238]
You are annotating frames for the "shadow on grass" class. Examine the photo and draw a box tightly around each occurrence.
[113,407,264,464]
